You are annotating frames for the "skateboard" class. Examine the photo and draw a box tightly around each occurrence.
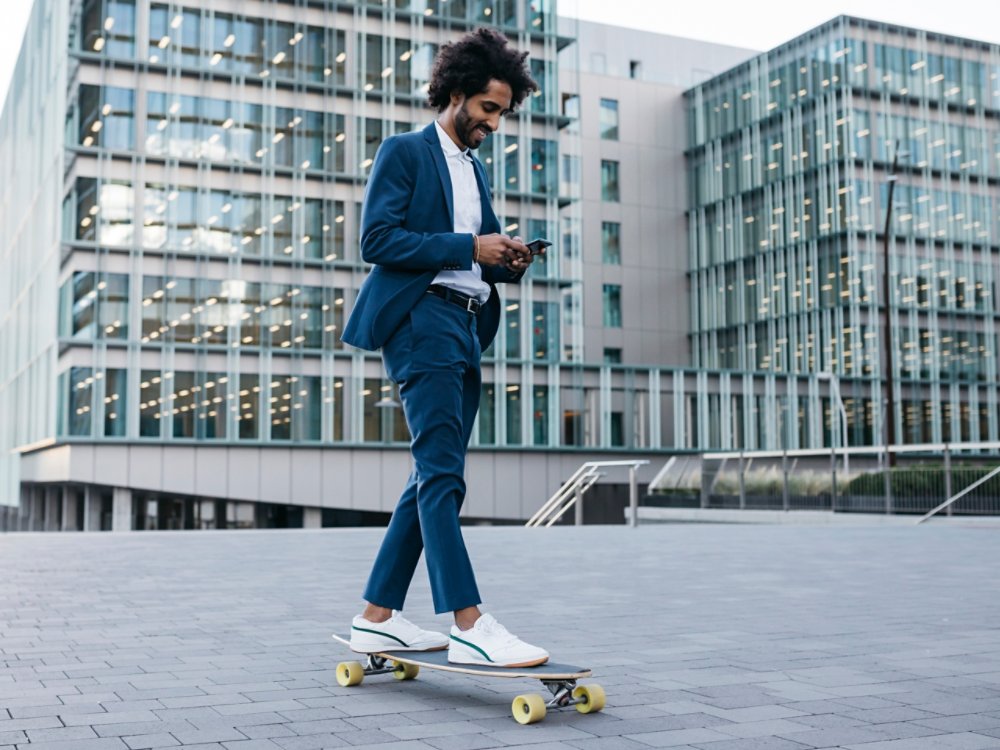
[331,634,604,724]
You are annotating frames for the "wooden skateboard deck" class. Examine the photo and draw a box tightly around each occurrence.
[331,633,604,724]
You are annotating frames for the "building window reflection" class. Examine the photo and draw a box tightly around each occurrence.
[77,85,134,150]
[81,0,135,57]
[601,159,619,201]
[599,98,619,140]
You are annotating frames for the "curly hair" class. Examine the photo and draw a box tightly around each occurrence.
[427,28,538,112]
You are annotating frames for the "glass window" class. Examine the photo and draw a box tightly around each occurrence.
[69,272,96,339]
[602,221,621,264]
[321,287,346,351]
[67,367,94,436]
[601,159,620,201]
[139,369,162,437]
[78,85,134,150]
[599,98,619,140]
[604,347,622,364]
[529,58,552,114]
[532,301,559,362]
[479,383,496,444]
[239,374,260,439]
[603,284,622,327]
[270,375,321,441]
[82,0,135,57]
[533,386,548,446]
[504,301,521,360]
[504,134,520,190]
[530,139,556,195]
[506,385,521,445]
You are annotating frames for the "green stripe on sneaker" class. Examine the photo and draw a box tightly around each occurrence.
[351,625,408,647]
[449,634,494,663]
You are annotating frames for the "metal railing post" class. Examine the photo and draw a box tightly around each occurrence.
[830,442,837,511]
[883,446,892,514]
[782,450,789,511]
[629,465,638,528]
[944,445,952,516]
[574,485,583,526]
[738,451,746,510]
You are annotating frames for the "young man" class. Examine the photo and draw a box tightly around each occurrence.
[340,28,548,667]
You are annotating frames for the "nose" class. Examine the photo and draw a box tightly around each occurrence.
[485,113,501,132]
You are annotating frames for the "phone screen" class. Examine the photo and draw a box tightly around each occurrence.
[526,238,552,255]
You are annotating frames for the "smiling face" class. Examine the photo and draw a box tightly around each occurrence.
[442,79,513,150]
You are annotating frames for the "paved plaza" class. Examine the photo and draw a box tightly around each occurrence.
[2,522,1000,749]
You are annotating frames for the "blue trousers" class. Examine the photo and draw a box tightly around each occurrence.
[362,293,483,614]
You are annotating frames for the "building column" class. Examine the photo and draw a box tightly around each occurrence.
[83,486,96,531]
[303,507,322,529]
[61,488,78,531]
[19,485,30,531]
[45,488,61,531]
[29,486,44,531]
[112,487,132,532]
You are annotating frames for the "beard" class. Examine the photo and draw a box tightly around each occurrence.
[455,102,489,150]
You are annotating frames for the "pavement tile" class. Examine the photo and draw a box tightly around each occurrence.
[3,525,1000,750]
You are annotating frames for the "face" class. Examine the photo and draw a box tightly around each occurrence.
[451,79,513,150]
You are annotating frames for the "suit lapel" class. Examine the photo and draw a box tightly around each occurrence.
[423,123,454,226]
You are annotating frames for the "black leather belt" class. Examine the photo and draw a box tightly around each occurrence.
[426,284,483,314]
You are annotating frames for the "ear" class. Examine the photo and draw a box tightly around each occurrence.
[449,90,465,107]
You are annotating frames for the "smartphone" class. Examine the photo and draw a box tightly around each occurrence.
[525,238,552,255]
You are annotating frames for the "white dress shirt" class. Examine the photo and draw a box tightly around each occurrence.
[431,120,491,303]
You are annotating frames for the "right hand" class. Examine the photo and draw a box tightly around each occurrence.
[476,234,529,267]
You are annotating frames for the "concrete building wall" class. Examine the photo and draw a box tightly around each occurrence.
[558,19,755,367]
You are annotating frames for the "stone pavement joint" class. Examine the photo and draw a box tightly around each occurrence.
[2,525,1000,748]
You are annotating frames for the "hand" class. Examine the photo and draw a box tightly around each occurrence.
[476,233,530,269]
[505,235,535,272]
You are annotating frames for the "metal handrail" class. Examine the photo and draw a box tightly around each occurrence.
[541,471,603,528]
[916,463,1000,524]
[525,464,592,527]
[526,460,649,528]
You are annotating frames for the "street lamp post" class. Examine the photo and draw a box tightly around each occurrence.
[881,139,908,469]
[817,371,849,480]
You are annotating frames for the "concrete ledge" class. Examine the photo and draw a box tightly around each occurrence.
[634,506,1000,526]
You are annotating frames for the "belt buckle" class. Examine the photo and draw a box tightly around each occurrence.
[466,297,478,313]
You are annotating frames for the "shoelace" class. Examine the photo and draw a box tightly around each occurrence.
[389,612,421,632]
[477,616,519,646]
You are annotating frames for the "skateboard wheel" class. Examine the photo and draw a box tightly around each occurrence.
[572,683,606,713]
[512,693,547,724]
[392,661,419,681]
[336,661,365,687]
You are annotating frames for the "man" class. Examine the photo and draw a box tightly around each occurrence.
[340,28,548,667]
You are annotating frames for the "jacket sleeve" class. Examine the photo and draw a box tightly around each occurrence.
[359,137,474,272]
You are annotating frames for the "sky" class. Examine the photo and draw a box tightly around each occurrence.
[2,0,1000,105]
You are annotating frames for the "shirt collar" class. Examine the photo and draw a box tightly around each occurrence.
[434,120,472,161]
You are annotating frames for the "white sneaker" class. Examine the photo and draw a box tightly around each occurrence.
[448,613,549,667]
[349,611,448,652]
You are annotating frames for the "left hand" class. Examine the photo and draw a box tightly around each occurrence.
[504,235,534,273]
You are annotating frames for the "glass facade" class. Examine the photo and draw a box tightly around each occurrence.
[14,8,1000,524]
[51,0,658,457]
[687,16,1000,447]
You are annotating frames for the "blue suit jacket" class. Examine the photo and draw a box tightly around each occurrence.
[341,122,522,352]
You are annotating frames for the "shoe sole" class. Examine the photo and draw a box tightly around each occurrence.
[350,644,448,653]
[449,655,549,668]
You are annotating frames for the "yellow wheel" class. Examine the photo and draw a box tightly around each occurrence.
[572,683,606,713]
[512,693,547,725]
[392,661,419,681]
[336,661,365,687]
